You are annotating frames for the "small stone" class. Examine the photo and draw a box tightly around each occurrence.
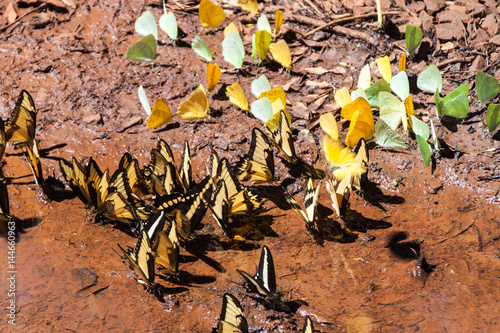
[427,177,443,194]
[471,28,491,44]
[435,18,466,41]
[83,113,103,124]
[70,268,97,291]
[470,55,486,72]
[423,0,446,15]
[88,294,108,320]
[116,115,142,133]
[482,14,499,36]
[408,1,425,12]
[489,35,500,46]
[437,9,468,23]
[441,41,455,51]
[490,52,500,62]
[419,11,434,32]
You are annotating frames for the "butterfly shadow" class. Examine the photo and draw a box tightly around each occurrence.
[41,175,77,202]
[157,270,216,287]
[152,122,181,133]
[344,208,392,233]
[315,205,359,244]
[231,214,279,240]
[0,215,42,241]
[360,180,405,211]
[181,234,228,273]
[156,284,189,301]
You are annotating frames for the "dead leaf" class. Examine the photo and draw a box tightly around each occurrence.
[301,66,347,75]
[116,115,143,133]
[18,0,76,11]
[305,80,331,89]
[283,77,301,91]
[291,102,309,119]
[5,1,17,24]
[291,46,308,56]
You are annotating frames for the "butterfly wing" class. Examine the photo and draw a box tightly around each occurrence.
[5,90,37,144]
[217,293,249,333]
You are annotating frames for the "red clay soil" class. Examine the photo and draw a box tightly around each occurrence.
[0,0,499,332]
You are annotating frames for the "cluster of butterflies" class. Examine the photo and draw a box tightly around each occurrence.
[0,90,370,331]
[0,90,44,231]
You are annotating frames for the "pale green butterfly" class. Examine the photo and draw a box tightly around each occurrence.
[222,30,245,69]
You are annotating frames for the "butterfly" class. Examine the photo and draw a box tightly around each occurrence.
[0,168,10,225]
[23,138,44,186]
[267,110,325,179]
[177,84,209,120]
[59,157,104,210]
[226,82,249,111]
[179,140,194,191]
[352,138,369,193]
[4,90,37,144]
[207,63,221,93]
[321,134,367,181]
[210,179,231,237]
[144,211,180,276]
[283,178,321,233]
[216,293,249,333]
[302,316,314,333]
[118,230,158,294]
[118,153,149,198]
[216,158,261,215]
[235,128,276,184]
[222,30,245,69]
[269,39,291,69]
[325,174,352,219]
[199,0,225,28]
[266,109,298,164]
[237,245,284,310]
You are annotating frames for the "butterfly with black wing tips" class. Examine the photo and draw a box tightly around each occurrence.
[266,110,325,180]
[235,127,277,185]
[4,90,37,144]
[117,230,159,295]
[23,138,44,186]
[283,178,321,234]
[142,210,180,276]
[179,140,194,191]
[216,293,249,333]
[237,245,286,311]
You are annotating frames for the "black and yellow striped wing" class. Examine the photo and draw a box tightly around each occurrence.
[210,179,230,234]
[151,216,180,276]
[302,316,314,333]
[4,90,37,144]
[118,230,156,290]
[217,293,249,333]
[179,140,193,191]
[24,138,44,186]
[59,158,92,208]
[352,138,369,193]
[236,128,276,184]
[0,169,10,219]
[266,110,298,163]
[283,178,320,232]
[325,174,352,218]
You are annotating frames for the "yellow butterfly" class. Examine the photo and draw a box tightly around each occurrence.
[226,82,249,111]
[148,99,172,129]
[237,0,258,14]
[199,0,225,28]
[177,84,209,120]
[258,87,286,114]
[321,135,367,180]
[344,98,374,147]
[326,174,352,218]
[255,30,272,61]
[334,87,351,108]
[399,53,406,72]
[319,112,339,140]
[376,55,392,83]
[224,22,239,37]
[274,9,283,35]
[269,40,291,69]
[207,63,221,93]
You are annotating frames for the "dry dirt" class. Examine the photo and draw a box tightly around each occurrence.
[0,0,499,332]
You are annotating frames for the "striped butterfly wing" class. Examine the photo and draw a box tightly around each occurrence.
[4,90,37,144]
[152,219,180,276]
[266,110,299,164]
[0,169,10,218]
[59,158,91,208]
[118,230,156,289]
[24,138,44,186]
[304,178,321,227]
[217,293,249,333]
[179,140,193,191]
[302,316,314,333]
[254,245,277,295]
[326,174,352,218]
[210,179,230,234]
[352,138,369,192]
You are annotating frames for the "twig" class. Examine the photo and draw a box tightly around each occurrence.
[472,225,483,252]
[435,222,474,244]
[305,11,401,37]
[0,3,48,32]
[436,56,475,69]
